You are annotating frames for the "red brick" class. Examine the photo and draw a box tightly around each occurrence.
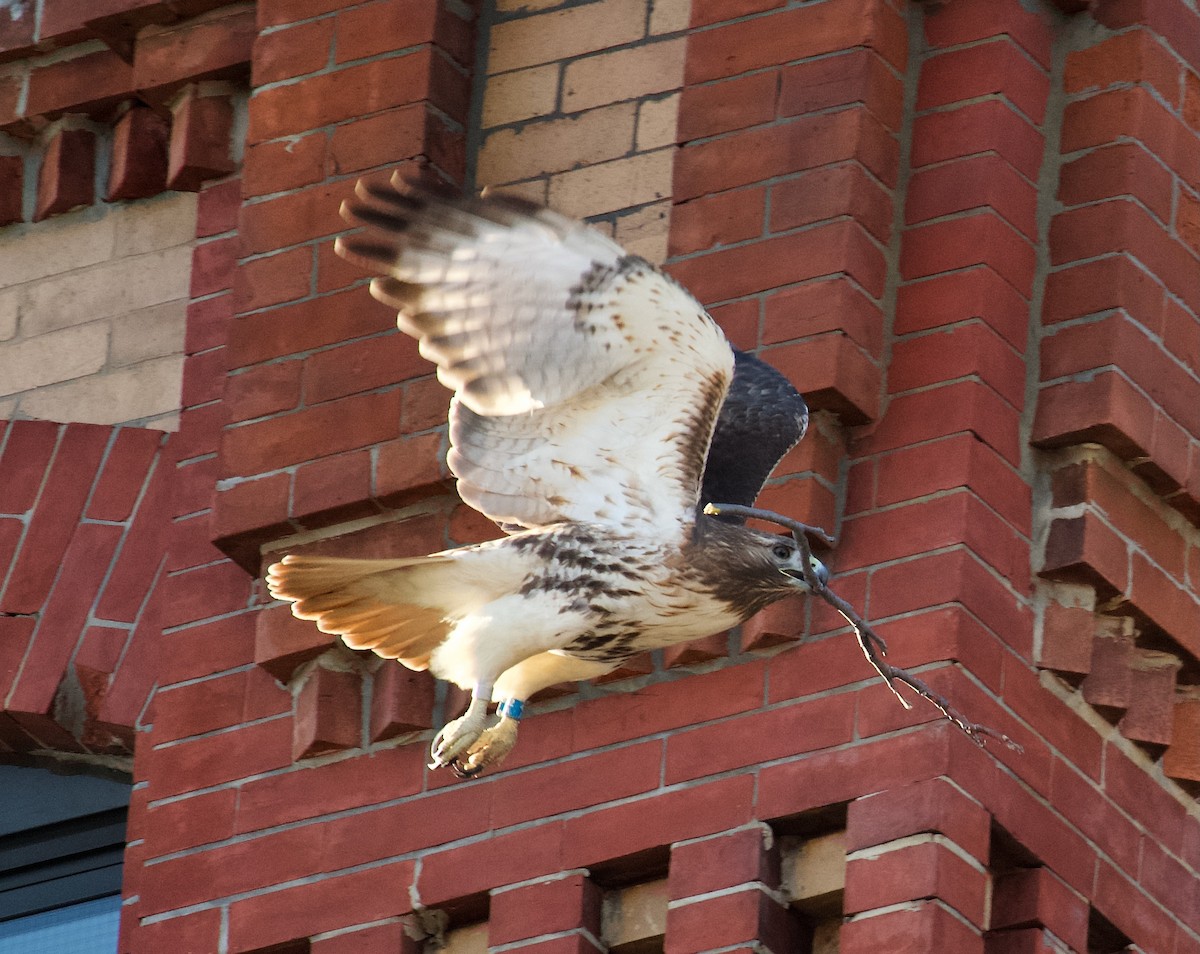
[106,106,168,201]
[906,153,1037,241]
[243,132,327,198]
[669,186,766,257]
[686,0,906,84]
[846,777,990,862]
[1052,456,1186,578]
[149,715,294,799]
[1032,371,1157,461]
[86,428,163,522]
[1037,602,1095,679]
[210,473,293,568]
[1040,513,1129,597]
[247,48,434,144]
[1131,552,1200,659]
[224,361,303,424]
[2,424,110,614]
[664,694,855,784]
[222,388,402,476]
[1092,861,1179,954]
[158,559,254,631]
[35,127,94,220]
[1160,298,1199,391]
[1118,649,1181,747]
[141,790,236,859]
[0,419,60,514]
[669,220,886,307]
[1042,254,1164,328]
[310,921,415,954]
[901,212,1035,298]
[840,900,984,954]
[257,0,349,28]
[125,908,222,954]
[254,601,332,681]
[196,176,241,238]
[328,103,429,175]
[890,321,1025,410]
[0,153,21,226]
[661,629,728,669]
[373,431,448,507]
[668,826,778,901]
[780,47,904,132]
[251,17,334,86]
[185,294,232,355]
[227,860,416,952]
[896,266,1030,350]
[303,331,426,405]
[922,0,1053,67]
[1064,28,1183,102]
[911,100,1043,180]
[666,888,802,953]
[1062,87,1200,189]
[25,49,133,118]
[6,522,122,717]
[919,39,1049,124]
[155,668,292,743]
[490,873,601,946]
[369,663,434,740]
[677,72,777,142]
[233,245,314,313]
[674,107,898,202]
[240,180,346,256]
[845,840,987,927]
[1046,756,1139,871]
[1059,142,1173,224]
[334,0,439,63]
[563,774,755,870]
[763,277,885,359]
[167,91,235,192]
[291,447,373,524]
[228,285,393,366]
[190,235,237,297]
[0,0,35,56]
[1051,200,1200,313]
[1164,690,1200,785]
[293,666,363,759]
[134,8,254,101]
[771,162,893,243]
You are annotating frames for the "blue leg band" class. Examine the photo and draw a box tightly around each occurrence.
[497,698,524,721]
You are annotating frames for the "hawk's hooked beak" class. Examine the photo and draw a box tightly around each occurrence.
[782,556,830,590]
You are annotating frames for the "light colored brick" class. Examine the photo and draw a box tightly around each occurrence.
[563,38,685,113]
[488,0,648,73]
[110,299,188,367]
[478,102,637,185]
[637,92,680,150]
[602,879,667,949]
[648,0,689,34]
[548,147,673,218]
[20,244,193,336]
[0,323,109,397]
[0,287,16,341]
[614,200,671,262]
[17,354,185,429]
[482,64,561,127]
[441,922,487,954]
[112,191,199,257]
[0,209,116,289]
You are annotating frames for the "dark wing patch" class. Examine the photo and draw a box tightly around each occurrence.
[700,348,809,514]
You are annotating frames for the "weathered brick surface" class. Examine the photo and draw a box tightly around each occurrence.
[2,1,1200,953]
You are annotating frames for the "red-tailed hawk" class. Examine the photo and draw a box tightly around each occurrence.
[266,177,828,776]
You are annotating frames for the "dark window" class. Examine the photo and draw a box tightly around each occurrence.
[0,764,129,951]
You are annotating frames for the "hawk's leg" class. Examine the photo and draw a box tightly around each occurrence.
[429,683,493,769]
[453,698,523,778]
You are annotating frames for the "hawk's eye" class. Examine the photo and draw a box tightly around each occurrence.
[771,544,792,561]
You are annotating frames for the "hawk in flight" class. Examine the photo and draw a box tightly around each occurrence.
[267,177,829,776]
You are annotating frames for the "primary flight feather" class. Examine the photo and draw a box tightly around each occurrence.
[266,176,826,776]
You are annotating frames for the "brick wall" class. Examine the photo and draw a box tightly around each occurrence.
[2,0,1200,952]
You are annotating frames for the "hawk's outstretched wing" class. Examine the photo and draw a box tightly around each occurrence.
[701,349,810,515]
[336,176,734,541]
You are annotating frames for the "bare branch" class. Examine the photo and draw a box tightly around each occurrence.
[704,502,1024,753]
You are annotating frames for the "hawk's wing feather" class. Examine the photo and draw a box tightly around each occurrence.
[336,175,734,538]
[701,349,810,515]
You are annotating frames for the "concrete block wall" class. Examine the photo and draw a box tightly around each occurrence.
[1,0,1199,952]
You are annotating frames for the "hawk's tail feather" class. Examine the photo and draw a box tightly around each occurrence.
[265,554,457,671]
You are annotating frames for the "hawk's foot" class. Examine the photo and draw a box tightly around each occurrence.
[452,716,520,778]
[429,698,490,769]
